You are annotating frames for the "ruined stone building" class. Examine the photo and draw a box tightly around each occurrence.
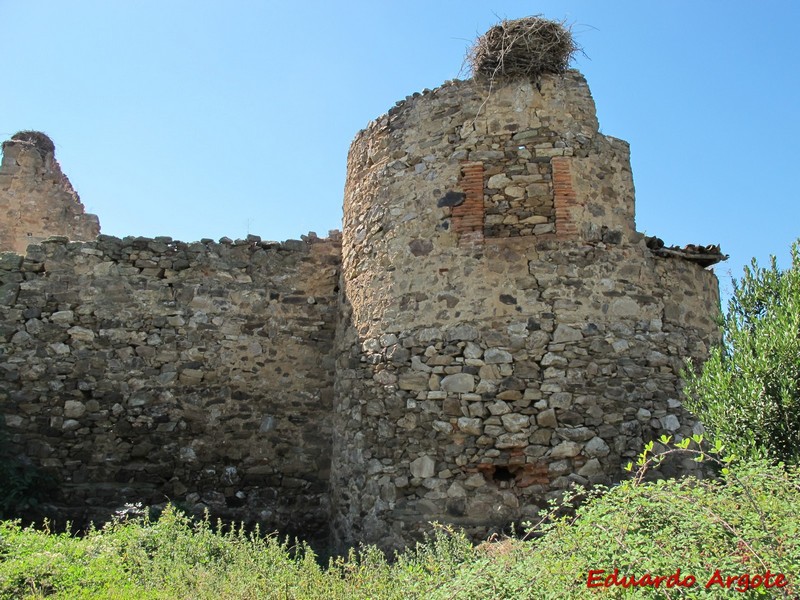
[0,27,724,552]
[0,132,99,254]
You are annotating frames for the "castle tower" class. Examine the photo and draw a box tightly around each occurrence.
[0,131,100,253]
[331,30,721,551]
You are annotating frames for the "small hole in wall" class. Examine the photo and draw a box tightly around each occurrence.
[27,232,32,237]
[492,466,515,483]
[478,463,521,489]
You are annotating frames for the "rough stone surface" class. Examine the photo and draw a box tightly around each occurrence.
[331,71,720,553]
[440,373,475,393]
[0,135,100,253]
[2,69,722,555]
[585,436,611,458]
[410,456,436,478]
[0,231,341,546]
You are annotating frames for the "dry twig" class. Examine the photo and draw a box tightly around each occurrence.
[468,16,580,82]
[7,130,55,155]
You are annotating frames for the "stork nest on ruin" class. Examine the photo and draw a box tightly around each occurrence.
[8,130,55,155]
[468,16,580,81]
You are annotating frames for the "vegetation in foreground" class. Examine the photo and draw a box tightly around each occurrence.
[685,240,800,466]
[3,245,799,599]
[0,451,798,599]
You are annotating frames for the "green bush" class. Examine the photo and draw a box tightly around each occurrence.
[1,453,798,599]
[436,449,800,599]
[684,239,800,465]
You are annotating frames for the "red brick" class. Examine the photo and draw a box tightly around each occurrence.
[552,157,580,239]
[452,161,486,247]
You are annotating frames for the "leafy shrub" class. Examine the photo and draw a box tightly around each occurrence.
[684,239,800,465]
[436,445,800,599]
[1,451,798,599]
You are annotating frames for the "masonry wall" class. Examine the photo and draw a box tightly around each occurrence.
[331,73,720,552]
[1,70,724,555]
[0,233,340,543]
[0,134,100,254]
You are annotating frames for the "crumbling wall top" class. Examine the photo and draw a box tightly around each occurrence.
[0,130,101,253]
[5,130,56,156]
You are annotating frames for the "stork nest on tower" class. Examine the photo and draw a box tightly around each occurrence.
[468,16,580,81]
[7,130,56,156]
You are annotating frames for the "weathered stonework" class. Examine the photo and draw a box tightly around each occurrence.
[1,68,722,552]
[0,132,100,254]
[330,73,719,552]
[0,233,340,545]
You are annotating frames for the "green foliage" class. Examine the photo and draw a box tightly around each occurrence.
[684,239,800,465]
[437,444,800,599]
[1,452,798,599]
[0,506,476,599]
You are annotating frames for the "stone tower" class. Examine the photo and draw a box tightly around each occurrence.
[0,21,725,555]
[0,131,100,253]
[330,71,721,550]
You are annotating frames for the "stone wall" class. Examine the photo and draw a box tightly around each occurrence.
[0,232,340,544]
[1,69,723,554]
[0,132,100,254]
[331,72,720,552]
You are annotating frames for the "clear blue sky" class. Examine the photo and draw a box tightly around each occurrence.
[2,1,798,302]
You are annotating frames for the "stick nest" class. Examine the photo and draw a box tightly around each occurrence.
[10,130,55,155]
[468,16,580,81]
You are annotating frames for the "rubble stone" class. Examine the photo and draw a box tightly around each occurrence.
[1,64,721,556]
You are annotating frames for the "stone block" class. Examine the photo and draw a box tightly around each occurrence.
[556,426,594,442]
[529,428,552,445]
[550,441,580,458]
[552,324,582,343]
[660,414,681,432]
[501,413,530,433]
[398,372,429,391]
[63,400,86,419]
[537,408,558,428]
[487,400,512,416]
[67,326,95,342]
[496,432,529,449]
[432,420,453,434]
[441,373,475,393]
[0,283,19,306]
[410,456,435,479]
[584,436,610,457]
[464,473,486,489]
[484,348,513,364]
[577,458,603,477]
[457,417,483,436]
